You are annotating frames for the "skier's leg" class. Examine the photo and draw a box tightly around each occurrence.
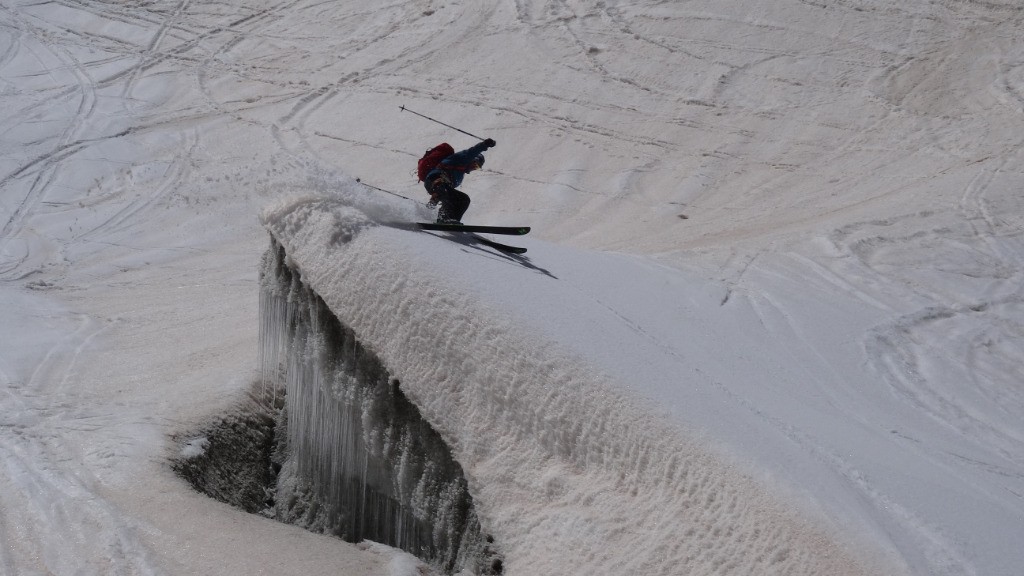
[442,190,471,222]
[433,181,470,223]
[428,178,456,222]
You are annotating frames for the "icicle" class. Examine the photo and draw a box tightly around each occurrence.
[259,240,500,574]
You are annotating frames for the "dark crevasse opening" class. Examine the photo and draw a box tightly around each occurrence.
[258,239,502,574]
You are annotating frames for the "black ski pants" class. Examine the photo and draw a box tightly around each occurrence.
[428,178,470,223]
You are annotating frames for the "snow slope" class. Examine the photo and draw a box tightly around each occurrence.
[2,0,1023,574]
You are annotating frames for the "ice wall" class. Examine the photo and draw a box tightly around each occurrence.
[259,241,498,574]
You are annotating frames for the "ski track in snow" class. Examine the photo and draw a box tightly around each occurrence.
[0,303,159,575]
[2,0,1023,574]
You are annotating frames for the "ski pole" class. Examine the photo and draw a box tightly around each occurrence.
[399,105,484,141]
[356,178,426,205]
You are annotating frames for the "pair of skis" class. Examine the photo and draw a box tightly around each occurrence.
[417,222,529,254]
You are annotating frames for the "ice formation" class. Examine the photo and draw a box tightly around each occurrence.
[260,240,498,574]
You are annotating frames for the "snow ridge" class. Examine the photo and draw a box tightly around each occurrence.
[262,191,881,576]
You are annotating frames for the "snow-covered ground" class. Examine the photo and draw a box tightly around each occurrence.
[2,0,1023,574]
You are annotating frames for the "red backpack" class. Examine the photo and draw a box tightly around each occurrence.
[417,143,454,182]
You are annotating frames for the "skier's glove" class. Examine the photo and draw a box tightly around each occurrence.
[483,138,496,149]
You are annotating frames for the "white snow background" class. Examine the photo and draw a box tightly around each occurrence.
[2,0,1023,575]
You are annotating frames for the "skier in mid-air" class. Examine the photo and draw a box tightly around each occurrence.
[421,138,496,223]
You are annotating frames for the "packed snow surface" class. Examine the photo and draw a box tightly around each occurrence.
[2,0,1023,575]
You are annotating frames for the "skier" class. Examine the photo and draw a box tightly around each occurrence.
[422,138,496,223]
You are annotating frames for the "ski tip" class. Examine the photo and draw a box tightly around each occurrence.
[485,243,527,255]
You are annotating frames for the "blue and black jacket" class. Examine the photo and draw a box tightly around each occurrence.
[425,141,489,189]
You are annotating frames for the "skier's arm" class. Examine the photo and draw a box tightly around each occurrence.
[442,139,496,169]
